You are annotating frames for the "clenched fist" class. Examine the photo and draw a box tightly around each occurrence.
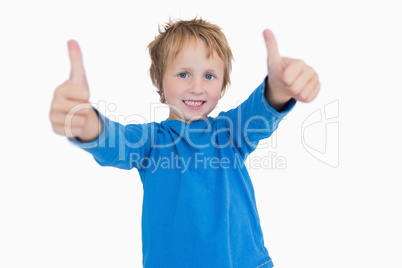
[49,40,102,142]
[263,29,321,110]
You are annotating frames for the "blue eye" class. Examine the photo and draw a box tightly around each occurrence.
[205,74,214,80]
[179,73,188,78]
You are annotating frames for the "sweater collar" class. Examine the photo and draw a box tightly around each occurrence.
[162,116,214,132]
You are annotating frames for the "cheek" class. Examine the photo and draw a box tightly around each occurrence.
[169,87,182,101]
[212,92,220,102]
[211,85,222,102]
[163,79,180,103]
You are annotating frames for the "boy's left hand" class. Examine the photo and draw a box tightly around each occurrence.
[263,29,320,109]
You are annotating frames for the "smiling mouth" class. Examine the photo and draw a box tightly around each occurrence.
[182,100,206,106]
[182,100,206,110]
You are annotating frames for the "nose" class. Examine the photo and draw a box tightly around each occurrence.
[188,77,204,95]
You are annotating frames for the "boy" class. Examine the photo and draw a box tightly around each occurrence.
[50,18,320,268]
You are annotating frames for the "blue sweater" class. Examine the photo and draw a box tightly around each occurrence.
[69,76,295,268]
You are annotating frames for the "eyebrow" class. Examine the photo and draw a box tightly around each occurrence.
[175,67,221,74]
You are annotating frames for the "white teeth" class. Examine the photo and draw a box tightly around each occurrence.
[184,100,203,106]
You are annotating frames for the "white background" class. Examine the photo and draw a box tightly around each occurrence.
[1,0,401,267]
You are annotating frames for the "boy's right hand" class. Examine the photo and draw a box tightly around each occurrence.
[49,40,102,142]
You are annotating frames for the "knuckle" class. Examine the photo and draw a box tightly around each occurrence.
[315,74,320,84]
[310,71,317,80]
[296,59,305,66]
[301,92,310,101]
[316,82,321,91]
[50,100,59,111]
[296,90,307,100]
[291,84,301,95]
[49,112,56,123]
[290,85,302,96]
[52,125,61,134]
[54,85,65,98]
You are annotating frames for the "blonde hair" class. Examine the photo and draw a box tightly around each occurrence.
[147,17,234,103]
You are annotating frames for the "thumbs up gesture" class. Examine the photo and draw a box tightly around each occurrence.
[49,40,101,142]
[263,30,320,110]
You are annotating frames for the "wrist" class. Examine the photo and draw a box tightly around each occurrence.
[265,79,292,112]
[77,108,103,142]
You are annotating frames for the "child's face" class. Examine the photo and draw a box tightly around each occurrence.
[162,38,224,123]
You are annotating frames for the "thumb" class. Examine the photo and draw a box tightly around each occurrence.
[67,39,88,86]
[263,29,282,68]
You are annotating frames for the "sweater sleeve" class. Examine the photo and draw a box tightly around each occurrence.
[67,109,152,170]
[219,76,296,160]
